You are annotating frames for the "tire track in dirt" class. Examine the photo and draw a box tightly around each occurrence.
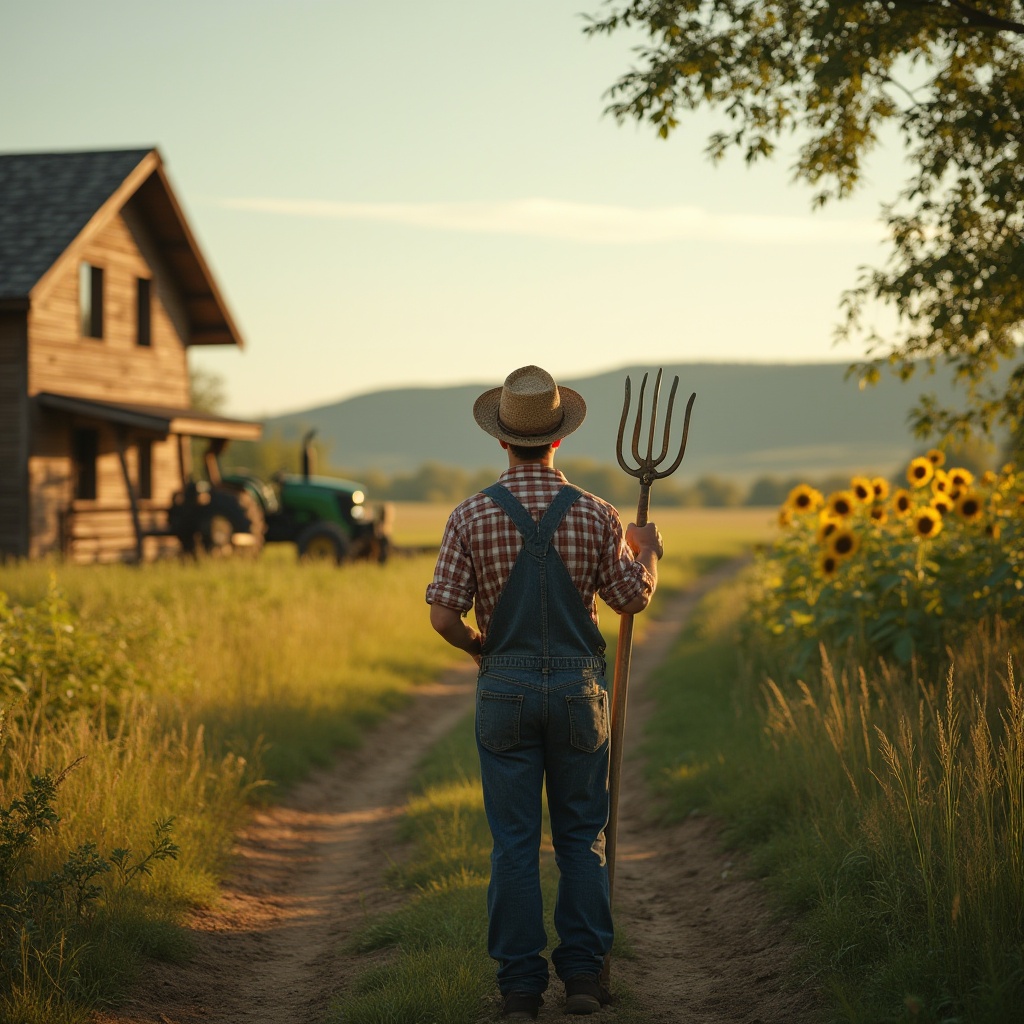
[96,560,818,1024]
[94,674,478,1024]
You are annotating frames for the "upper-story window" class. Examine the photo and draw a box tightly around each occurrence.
[79,262,104,338]
[136,277,152,347]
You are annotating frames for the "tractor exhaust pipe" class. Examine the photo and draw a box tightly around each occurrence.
[302,429,317,481]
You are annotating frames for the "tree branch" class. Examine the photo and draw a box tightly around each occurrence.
[931,0,1024,34]
[880,73,924,111]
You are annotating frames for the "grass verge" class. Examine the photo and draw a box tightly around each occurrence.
[0,549,453,1021]
[644,577,1024,1024]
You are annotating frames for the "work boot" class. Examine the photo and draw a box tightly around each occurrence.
[500,991,542,1020]
[563,975,611,1015]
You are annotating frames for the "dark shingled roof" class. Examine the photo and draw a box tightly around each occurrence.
[0,148,153,301]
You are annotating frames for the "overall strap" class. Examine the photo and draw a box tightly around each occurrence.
[481,483,536,538]
[531,485,584,555]
[481,484,584,555]
[479,482,606,668]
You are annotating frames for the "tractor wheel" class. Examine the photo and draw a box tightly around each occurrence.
[297,522,350,565]
[200,512,236,556]
[198,487,266,558]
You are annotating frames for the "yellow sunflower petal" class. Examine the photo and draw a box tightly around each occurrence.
[850,476,874,503]
[826,490,856,517]
[913,507,943,538]
[907,457,934,489]
[829,529,859,560]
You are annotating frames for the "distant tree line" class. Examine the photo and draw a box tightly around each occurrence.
[220,430,1002,510]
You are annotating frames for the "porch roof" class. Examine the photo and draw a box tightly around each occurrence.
[35,392,263,441]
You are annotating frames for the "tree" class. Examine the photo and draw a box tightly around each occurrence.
[585,1,1024,446]
[188,366,227,415]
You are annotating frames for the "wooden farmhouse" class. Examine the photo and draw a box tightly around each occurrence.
[0,147,262,563]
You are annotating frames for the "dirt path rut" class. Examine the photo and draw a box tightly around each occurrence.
[96,563,816,1024]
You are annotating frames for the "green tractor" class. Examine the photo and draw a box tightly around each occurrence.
[225,432,392,564]
[169,431,391,564]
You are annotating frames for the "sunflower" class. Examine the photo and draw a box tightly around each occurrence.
[892,488,914,516]
[786,484,823,514]
[931,469,949,494]
[956,491,983,522]
[913,507,943,538]
[872,477,890,500]
[827,490,856,517]
[926,448,946,467]
[850,476,874,503]
[907,457,934,488]
[818,552,839,579]
[985,521,1001,541]
[817,517,840,544]
[982,470,998,486]
[829,529,859,560]
[869,504,888,525]
[947,467,975,489]
[778,507,793,528]
[931,494,954,515]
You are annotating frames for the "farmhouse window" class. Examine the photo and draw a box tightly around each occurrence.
[72,428,99,500]
[136,277,152,346]
[137,440,153,499]
[79,263,104,338]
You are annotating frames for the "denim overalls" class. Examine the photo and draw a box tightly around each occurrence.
[476,483,613,996]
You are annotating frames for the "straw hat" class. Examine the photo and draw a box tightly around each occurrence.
[473,365,586,445]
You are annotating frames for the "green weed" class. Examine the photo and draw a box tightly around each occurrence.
[647,573,1024,1022]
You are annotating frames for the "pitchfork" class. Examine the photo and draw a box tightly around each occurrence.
[603,369,695,984]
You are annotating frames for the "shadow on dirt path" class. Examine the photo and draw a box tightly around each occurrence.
[95,560,818,1024]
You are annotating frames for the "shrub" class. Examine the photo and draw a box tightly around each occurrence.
[0,726,178,1015]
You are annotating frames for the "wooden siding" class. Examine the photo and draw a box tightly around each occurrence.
[27,208,191,407]
[0,313,29,557]
[24,203,198,561]
[28,405,185,562]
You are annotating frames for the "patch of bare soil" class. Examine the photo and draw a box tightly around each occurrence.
[95,563,818,1024]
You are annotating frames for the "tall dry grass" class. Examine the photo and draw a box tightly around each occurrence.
[0,547,451,1021]
[758,633,1024,1019]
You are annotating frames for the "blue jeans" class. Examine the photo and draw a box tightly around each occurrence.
[476,665,613,996]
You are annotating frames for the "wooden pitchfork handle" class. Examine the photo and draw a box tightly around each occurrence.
[602,371,694,987]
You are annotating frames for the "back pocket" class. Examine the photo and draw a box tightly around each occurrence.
[566,691,609,753]
[478,691,524,752]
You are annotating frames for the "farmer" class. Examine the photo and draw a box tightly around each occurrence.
[426,365,662,1019]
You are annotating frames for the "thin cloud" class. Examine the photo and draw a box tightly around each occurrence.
[216,196,885,246]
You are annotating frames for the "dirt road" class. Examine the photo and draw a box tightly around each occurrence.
[95,562,816,1024]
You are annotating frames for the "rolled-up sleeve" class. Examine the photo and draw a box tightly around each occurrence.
[425,511,476,613]
[596,512,655,612]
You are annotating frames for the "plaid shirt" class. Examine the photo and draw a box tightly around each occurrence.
[426,463,653,639]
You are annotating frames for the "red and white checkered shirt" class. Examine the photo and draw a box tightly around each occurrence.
[425,463,654,639]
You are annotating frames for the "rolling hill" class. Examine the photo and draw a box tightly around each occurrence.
[261,362,1004,483]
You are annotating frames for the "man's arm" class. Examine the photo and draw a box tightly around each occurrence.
[619,522,663,615]
[429,603,484,665]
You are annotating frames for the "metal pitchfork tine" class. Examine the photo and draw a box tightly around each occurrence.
[602,369,695,988]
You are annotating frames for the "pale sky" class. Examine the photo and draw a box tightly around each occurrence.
[4,0,902,418]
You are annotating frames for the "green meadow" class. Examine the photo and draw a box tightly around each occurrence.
[0,504,772,1023]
